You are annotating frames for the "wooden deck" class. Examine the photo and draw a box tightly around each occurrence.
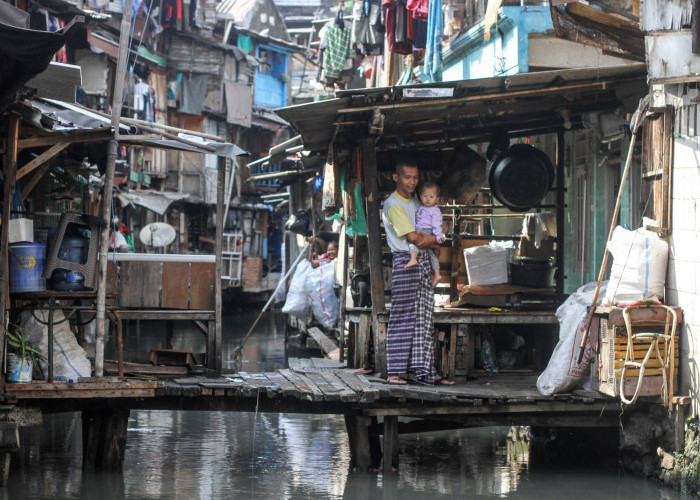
[3,362,618,427]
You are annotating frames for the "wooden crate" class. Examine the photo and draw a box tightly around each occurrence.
[594,315,679,398]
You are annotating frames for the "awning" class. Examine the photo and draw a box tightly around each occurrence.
[117,191,190,215]
[275,63,648,152]
[21,98,248,158]
[0,14,83,107]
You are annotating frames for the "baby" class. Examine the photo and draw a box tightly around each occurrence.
[406,182,445,287]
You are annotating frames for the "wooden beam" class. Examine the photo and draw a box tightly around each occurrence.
[17,129,114,150]
[338,81,611,115]
[15,141,69,180]
[362,137,388,377]
[21,162,51,199]
[363,402,610,417]
[383,415,398,472]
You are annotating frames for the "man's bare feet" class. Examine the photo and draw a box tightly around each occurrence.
[404,256,418,269]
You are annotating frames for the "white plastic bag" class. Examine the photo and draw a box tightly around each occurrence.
[21,309,92,381]
[281,260,312,319]
[605,226,668,305]
[305,262,340,329]
[537,281,606,396]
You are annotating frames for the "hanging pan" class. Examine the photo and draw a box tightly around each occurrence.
[488,144,554,212]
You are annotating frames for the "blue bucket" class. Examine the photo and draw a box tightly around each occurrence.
[9,242,46,293]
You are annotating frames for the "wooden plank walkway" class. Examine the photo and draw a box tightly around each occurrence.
[3,364,619,427]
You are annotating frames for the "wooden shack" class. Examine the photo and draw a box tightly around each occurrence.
[275,63,649,381]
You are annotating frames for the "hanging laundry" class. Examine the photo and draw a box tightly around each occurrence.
[382,0,412,54]
[351,0,384,56]
[412,18,427,49]
[423,0,442,82]
[179,74,208,115]
[406,0,428,20]
[319,18,354,81]
[134,80,156,122]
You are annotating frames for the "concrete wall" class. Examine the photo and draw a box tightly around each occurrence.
[667,134,700,416]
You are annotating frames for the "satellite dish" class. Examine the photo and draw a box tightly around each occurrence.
[139,222,176,247]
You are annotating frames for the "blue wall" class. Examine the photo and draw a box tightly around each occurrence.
[254,44,289,108]
[443,6,553,81]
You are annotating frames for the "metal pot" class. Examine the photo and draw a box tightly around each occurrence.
[510,257,556,288]
[488,144,554,212]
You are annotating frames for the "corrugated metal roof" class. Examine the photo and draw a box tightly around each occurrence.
[275,63,648,152]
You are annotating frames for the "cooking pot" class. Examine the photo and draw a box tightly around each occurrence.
[488,144,554,212]
[510,257,556,288]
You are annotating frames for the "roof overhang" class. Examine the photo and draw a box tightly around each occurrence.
[275,63,648,153]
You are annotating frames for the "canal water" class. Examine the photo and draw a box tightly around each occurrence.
[5,312,678,499]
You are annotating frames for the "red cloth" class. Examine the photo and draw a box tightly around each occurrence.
[407,0,428,20]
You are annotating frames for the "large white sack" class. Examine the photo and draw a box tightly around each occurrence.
[605,226,668,305]
[305,262,340,329]
[282,260,312,320]
[537,281,607,396]
[21,309,92,381]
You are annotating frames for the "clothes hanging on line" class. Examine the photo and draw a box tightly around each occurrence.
[319,20,354,81]
[351,0,384,56]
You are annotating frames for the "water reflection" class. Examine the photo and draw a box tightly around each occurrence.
[5,311,678,499]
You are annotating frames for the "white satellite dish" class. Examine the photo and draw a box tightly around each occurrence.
[139,222,176,247]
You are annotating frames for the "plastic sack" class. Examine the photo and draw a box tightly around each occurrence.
[605,226,668,305]
[21,309,92,381]
[282,260,312,319]
[305,262,340,329]
[537,281,606,396]
[478,330,499,374]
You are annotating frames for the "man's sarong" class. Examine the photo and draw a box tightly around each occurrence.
[386,252,436,384]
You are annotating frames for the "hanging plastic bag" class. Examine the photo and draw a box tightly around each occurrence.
[305,262,340,329]
[282,260,312,319]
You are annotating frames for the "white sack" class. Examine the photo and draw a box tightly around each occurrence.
[537,281,606,396]
[21,309,92,381]
[306,262,340,329]
[282,260,312,319]
[605,226,668,305]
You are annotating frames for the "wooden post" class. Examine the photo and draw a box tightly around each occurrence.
[0,422,19,486]
[81,409,130,470]
[361,137,388,377]
[338,228,349,362]
[383,416,398,473]
[0,114,20,392]
[211,156,225,372]
[95,0,134,377]
[344,413,372,471]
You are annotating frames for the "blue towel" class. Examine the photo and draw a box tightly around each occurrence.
[423,0,443,82]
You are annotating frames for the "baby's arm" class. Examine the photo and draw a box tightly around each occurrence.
[433,208,445,243]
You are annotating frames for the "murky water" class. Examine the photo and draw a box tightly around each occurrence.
[5,312,678,499]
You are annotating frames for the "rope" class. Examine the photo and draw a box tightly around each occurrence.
[619,304,677,408]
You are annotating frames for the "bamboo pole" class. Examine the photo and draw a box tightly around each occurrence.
[94,0,133,377]
[576,95,650,364]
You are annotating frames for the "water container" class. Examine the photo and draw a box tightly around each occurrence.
[8,242,46,293]
[50,236,88,291]
[6,353,33,382]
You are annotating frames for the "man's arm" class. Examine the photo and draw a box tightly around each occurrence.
[406,231,437,249]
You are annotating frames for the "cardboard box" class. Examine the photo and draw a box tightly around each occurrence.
[463,245,508,285]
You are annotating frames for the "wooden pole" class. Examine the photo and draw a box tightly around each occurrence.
[212,155,225,372]
[555,129,566,295]
[361,137,388,377]
[338,228,349,362]
[94,0,133,377]
[0,113,20,395]
[577,127,641,363]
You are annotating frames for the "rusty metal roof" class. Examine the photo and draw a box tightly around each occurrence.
[275,63,648,153]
